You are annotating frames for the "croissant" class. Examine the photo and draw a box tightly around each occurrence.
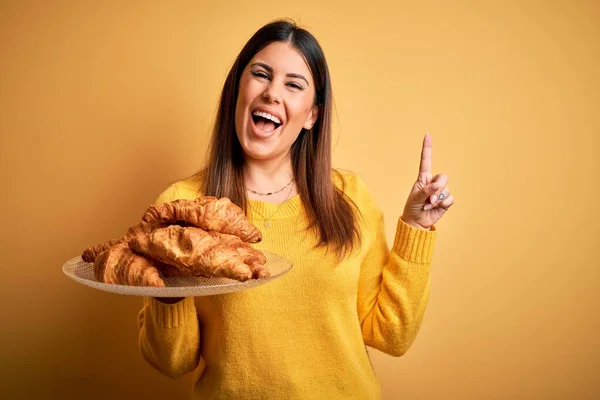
[128,225,255,281]
[141,197,262,243]
[82,238,122,263]
[161,231,269,279]
[207,231,269,278]
[81,221,168,263]
[93,243,165,287]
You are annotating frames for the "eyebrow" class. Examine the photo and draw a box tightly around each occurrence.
[250,62,310,87]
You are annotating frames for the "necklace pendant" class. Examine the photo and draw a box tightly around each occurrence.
[264,221,272,228]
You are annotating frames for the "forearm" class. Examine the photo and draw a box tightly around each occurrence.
[359,217,436,356]
[138,297,201,379]
[361,254,432,356]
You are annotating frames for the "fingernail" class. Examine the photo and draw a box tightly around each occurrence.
[431,194,438,203]
[424,204,433,211]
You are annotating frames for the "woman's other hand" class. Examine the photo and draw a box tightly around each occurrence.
[401,134,454,230]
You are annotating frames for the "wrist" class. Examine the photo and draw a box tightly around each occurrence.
[401,216,431,231]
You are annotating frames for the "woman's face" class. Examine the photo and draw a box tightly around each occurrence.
[234,41,318,162]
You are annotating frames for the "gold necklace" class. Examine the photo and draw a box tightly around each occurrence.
[246,178,294,196]
[249,182,295,228]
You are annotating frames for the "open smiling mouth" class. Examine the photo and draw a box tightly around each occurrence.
[252,111,282,133]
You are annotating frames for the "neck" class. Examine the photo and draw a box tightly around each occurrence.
[243,153,298,204]
[243,154,294,191]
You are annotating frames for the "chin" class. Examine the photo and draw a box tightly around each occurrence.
[238,139,280,161]
[238,128,291,162]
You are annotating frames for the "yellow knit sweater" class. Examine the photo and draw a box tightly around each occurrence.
[137,170,436,399]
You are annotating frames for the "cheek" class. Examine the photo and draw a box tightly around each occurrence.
[286,101,313,127]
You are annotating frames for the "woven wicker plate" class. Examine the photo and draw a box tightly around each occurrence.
[62,250,292,297]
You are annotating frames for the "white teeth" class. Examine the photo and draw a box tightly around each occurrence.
[252,111,281,124]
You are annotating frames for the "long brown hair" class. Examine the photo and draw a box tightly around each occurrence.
[196,19,361,258]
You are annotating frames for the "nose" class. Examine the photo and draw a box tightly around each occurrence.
[262,82,281,104]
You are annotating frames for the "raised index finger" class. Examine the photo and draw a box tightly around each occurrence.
[419,133,432,175]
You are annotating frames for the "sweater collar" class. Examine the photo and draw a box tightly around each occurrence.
[247,194,302,220]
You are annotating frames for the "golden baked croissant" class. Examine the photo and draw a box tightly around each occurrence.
[163,231,271,279]
[81,221,168,263]
[141,197,262,243]
[161,231,269,279]
[128,225,255,281]
[82,238,122,263]
[93,243,165,287]
[207,231,269,279]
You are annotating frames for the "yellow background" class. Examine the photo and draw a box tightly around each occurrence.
[1,1,598,399]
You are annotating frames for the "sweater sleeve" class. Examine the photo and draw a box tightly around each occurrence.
[138,297,201,378]
[356,181,437,357]
[137,183,203,378]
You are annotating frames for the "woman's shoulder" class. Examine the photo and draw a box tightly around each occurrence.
[153,172,204,204]
[332,168,378,209]
[333,168,356,189]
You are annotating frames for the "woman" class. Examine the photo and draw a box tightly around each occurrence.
[137,19,454,399]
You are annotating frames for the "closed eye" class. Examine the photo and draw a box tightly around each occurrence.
[251,70,269,80]
[251,69,304,91]
[287,82,304,90]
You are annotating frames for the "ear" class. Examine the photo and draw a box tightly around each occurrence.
[303,105,319,130]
